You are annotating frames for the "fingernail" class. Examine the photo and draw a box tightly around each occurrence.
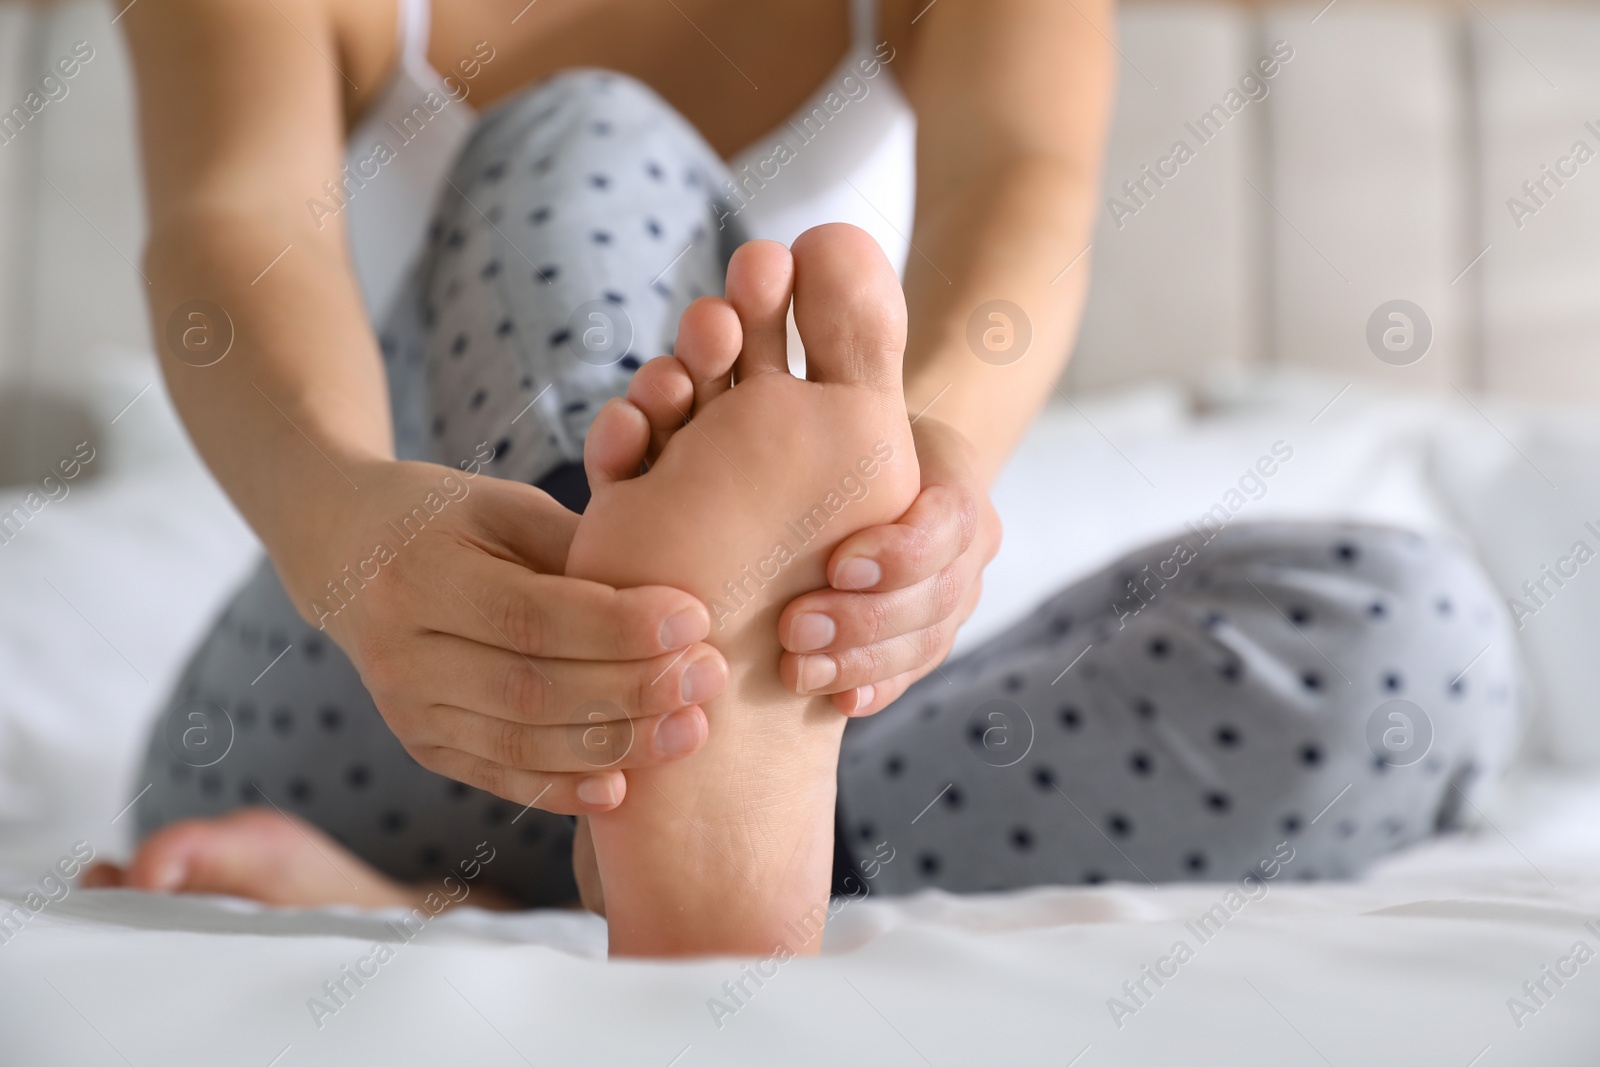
[846,685,876,716]
[655,708,703,758]
[577,775,620,808]
[834,557,881,591]
[680,657,723,704]
[788,612,836,652]
[659,609,707,650]
[797,654,838,693]
[151,857,186,892]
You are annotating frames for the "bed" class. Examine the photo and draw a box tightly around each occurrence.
[5,1,1600,1063]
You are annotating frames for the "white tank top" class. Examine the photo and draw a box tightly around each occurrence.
[341,0,917,322]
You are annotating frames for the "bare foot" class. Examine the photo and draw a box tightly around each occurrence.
[568,224,919,956]
[82,808,511,911]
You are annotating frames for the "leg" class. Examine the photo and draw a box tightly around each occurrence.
[113,557,579,906]
[569,225,921,956]
[112,71,742,907]
[835,521,1522,893]
[387,69,743,493]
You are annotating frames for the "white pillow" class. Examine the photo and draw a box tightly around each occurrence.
[968,373,1466,654]
[1429,405,1600,766]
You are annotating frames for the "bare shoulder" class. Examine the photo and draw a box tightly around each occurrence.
[119,0,401,238]
[884,0,1114,76]
[120,0,396,136]
[889,0,1114,145]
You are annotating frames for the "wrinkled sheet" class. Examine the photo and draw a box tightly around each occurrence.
[3,768,1598,1065]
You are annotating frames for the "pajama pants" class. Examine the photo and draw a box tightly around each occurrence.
[133,70,1521,904]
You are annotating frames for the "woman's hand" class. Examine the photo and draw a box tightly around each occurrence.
[278,457,727,816]
[776,418,1001,715]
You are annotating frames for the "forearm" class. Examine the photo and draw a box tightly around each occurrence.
[146,207,392,591]
[893,0,1113,485]
[901,156,1098,486]
[124,0,396,603]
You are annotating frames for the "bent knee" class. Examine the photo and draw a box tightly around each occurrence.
[457,67,718,189]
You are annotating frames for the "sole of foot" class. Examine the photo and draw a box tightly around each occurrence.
[568,223,920,957]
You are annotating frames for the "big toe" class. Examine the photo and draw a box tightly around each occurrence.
[790,223,906,390]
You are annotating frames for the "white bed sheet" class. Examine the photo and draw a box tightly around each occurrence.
[4,360,1600,1063]
[3,766,1599,1064]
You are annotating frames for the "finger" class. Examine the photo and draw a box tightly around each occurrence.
[404,704,708,773]
[781,621,950,696]
[831,667,922,717]
[394,633,727,726]
[430,553,712,660]
[410,747,627,815]
[825,483,977,593]
[791,575,979,698]
[725,239,793,378]
[584,398,651,488]
[779,565,967,653]
[626,356,694,460]
[672,296,741,408]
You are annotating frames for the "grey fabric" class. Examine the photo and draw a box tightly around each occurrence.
[132,70,1522,906]
[836,521,1521,895]
[383,68,743,479]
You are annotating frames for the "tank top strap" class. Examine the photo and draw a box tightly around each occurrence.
[850,0,877,50]
[397,0,432,68]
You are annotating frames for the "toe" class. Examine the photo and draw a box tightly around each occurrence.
[673,296,742,409]
[117,809,423,908]
[79,862,127,889]
[585,398,652,488]
[725,240,794,380]
[626,356,694,460]
[790,223,905,390]
[123,820,217,893]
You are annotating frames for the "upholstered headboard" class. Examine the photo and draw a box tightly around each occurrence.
[1069,1,1600,403]
[0,0,144,480]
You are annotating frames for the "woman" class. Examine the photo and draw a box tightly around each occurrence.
[92,0,1518,953]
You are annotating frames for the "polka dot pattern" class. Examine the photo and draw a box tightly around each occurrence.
[381,70,743,485]
[835,521,1521,896]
